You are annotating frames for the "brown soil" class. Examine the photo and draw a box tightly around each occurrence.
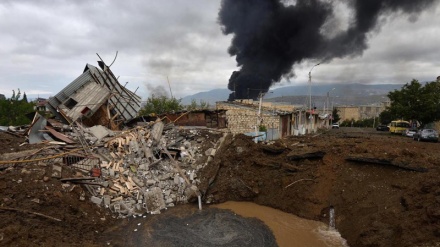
[198,128,440,247]
[1,128,440,247]
[0,131,46,155]
[0,131,116,247]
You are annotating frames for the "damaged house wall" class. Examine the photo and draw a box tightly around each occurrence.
[162,110,227,129]
[46,63,141,130]
[216,102,280,136]
[217,101,321,138]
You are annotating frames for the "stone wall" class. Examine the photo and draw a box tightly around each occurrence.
[217,102,280,134]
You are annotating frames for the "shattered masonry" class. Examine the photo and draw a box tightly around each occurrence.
[1,120,226,217]
[85,121,225,216]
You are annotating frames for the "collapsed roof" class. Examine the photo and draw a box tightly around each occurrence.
[46,61,141,130]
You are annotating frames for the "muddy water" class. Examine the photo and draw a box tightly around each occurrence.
[212,201,348,247]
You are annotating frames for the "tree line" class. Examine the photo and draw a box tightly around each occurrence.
[0,89,35,126]
[138,95,211,116]
[380,78,440,127]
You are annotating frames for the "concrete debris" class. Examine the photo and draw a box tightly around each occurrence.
[90,196,103,205]
[53,120,227,217]
[3,114,227,218]
[51,164,62,178]
[150,121,164,144]
[87,125,114,140]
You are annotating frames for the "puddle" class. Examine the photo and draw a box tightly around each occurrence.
[102,202,348,247]
[212,201,348,247]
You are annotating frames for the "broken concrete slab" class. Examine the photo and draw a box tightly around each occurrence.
[144,187,166,213]
[88,125,112,140]
[103,195,111,207]
[90,196,103,205]
[150,121,164,144]
[51,164,62,178]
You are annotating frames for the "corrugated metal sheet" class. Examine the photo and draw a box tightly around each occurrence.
[46,63,142,125]
[88,64,141,121]
[47,64,96,123]
[62,82,110,121]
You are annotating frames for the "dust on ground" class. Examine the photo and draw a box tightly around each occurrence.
[1,128,440,247]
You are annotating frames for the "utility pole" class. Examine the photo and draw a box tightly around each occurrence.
[308,63,320,134]
[255,91,264,143]
[167,76,174,99]
[326,88,335,128]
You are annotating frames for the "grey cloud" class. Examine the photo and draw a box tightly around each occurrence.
[1,0,440,100]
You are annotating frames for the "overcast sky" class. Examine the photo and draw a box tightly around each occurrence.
[1,0,440,100]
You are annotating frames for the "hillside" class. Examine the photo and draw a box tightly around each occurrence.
[181,83,403,106]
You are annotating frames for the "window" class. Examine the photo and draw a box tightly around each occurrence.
[65,98,78,110]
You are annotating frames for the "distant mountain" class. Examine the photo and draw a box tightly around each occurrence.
[181,88,230,105]
[267,83,404,98]
[181,83,405,106]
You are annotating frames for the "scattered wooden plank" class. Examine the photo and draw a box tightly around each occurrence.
[70,181,105,186]
[60,177,96,182]
[346,156,428,172]
[5,130,23,138]
[45,126,75,144]
[0,206,62,222]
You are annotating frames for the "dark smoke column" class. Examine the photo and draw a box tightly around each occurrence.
[218,0,435,101]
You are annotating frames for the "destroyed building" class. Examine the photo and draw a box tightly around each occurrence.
[46,61,141,130]
[161,110,227,129]
[216,100,325,139]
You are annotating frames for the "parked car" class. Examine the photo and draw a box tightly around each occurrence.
[332,123,340,129]
[376,125,389,131]
[402,128,418,137]
[413,129,439,142]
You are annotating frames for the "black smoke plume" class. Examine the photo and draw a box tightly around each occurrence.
[219,0,435,100]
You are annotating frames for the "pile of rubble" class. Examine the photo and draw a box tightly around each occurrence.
[1,119,226,218]
[77,121,226,217]
[0,60,229,218]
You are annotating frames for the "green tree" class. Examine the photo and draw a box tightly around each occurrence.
[378,109,393,125]
[138,94,183,115]
[186,99,198,111]
[22,92,28,103]
[186,99,211,111]
[0,89,34,126]
[331,108,341,123]
[386,79,440,127]
[199,99,210,110]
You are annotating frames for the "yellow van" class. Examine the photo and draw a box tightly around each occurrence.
[389,120,410,134]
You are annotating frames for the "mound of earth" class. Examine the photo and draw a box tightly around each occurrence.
[0,161,116,246]
[1,128,440,247]
[199,128,440,247]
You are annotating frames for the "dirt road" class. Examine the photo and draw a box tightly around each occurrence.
[1,127,440,246]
